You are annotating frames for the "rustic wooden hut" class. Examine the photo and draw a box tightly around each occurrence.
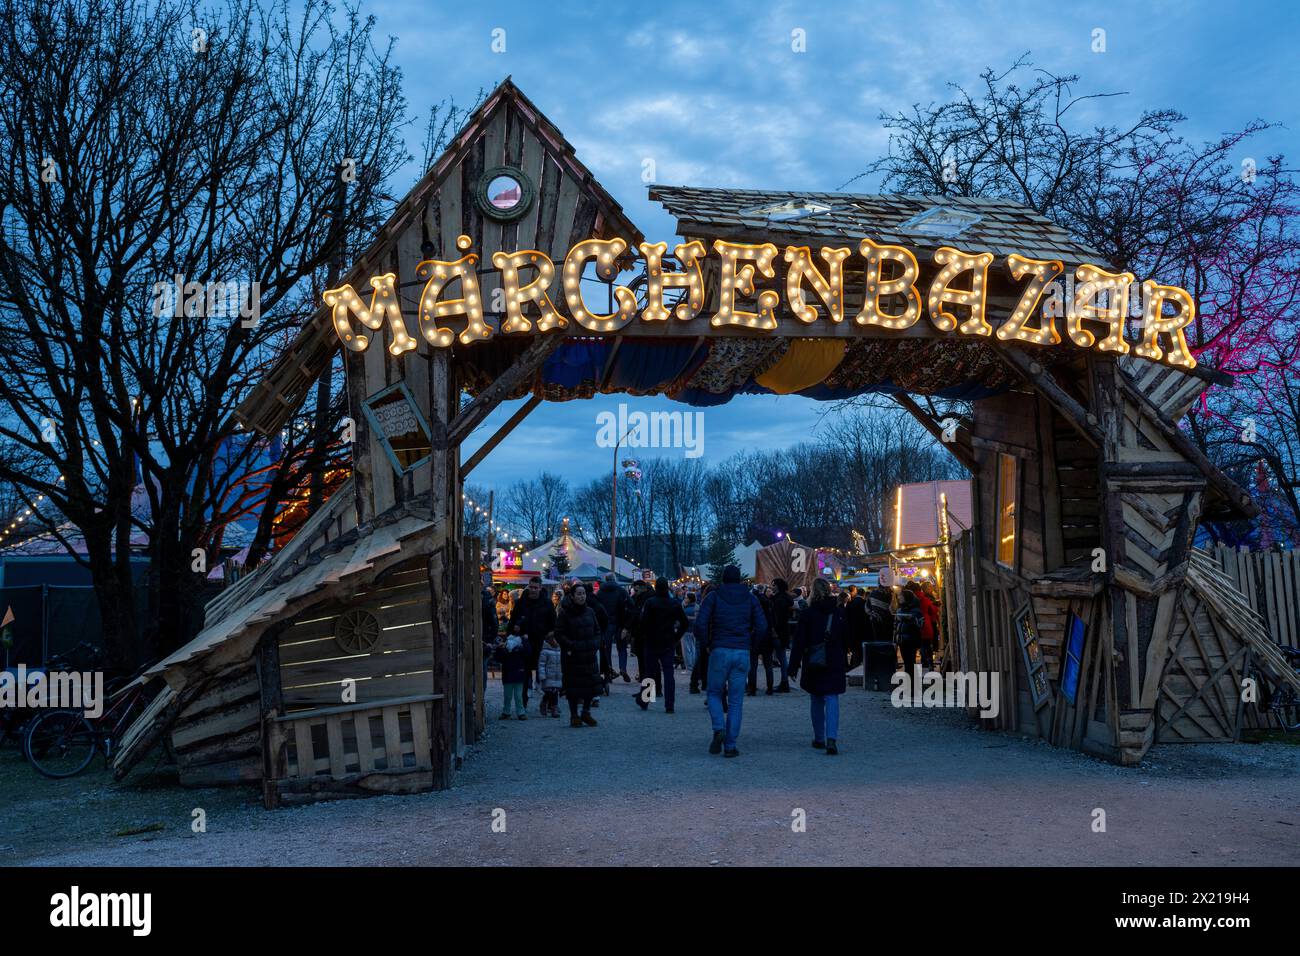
[113,78,1298,806]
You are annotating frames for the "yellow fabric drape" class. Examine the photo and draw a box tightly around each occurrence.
[754,339,847,394]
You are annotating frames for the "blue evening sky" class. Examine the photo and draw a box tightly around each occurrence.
[358,0,1298,502]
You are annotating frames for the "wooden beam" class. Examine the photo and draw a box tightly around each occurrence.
[461,393,542,478]
[997,348,1104,447]
[891,393,977,472]
[1115,367,1258,518]
[447,333,564,448]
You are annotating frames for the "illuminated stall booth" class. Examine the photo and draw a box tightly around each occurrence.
[112,79,1300,806]
[887,479,973,585]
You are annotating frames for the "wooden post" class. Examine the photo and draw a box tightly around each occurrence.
[257,623,287,810]
[426,348,459,789]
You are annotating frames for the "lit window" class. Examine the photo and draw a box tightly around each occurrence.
[996,453,1017,567]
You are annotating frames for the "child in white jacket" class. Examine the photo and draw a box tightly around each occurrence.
[536,633,563,717]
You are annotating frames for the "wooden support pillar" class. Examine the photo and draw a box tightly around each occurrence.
[257,622,288,810]
[426,348,460,790]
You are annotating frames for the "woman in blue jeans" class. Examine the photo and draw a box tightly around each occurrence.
[787,577,848,755]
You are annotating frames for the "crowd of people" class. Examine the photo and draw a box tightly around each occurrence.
[480,567,943,758]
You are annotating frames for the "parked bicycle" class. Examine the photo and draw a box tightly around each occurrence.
[0,642,113,757]
[1263,646,1300,732]
[22,675,156,778]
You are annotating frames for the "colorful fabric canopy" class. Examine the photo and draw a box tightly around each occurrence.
[754,339,847,394]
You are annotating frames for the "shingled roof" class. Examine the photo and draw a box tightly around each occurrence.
[648,186,1106,266]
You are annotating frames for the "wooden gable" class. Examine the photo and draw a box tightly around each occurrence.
[236,77,643,438]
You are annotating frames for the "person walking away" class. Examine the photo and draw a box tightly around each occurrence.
[694,565,767,757]
[536,633,563,718]
[554,583,604,727]
[636,578,689,713]
[681,591,699,675]
[507,576,556,710]
[493,633,530,720]
[593,572,633,688]
[746,584,778,696]
[628,579,652,689]
[768,578,794,693]
[689,582,714,695]
[894,588,925,681]
[788,577,848,754]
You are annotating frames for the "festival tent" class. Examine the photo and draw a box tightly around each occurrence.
[518,521,639,582]
[732,540,762,578]
[754,537,844,592]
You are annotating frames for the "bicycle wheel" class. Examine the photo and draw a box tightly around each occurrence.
[24,710,98,778]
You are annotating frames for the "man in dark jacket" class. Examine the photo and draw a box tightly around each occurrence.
[694,565,767,758]
[593,573,632,686]
[628,579,652,683]
[636,578,689,713]
[507,576,556,708]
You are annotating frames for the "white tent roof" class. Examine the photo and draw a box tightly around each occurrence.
[520,525,639,581]
[732,540,762,578]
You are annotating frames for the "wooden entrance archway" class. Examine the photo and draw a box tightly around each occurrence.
[113,78,1296,808]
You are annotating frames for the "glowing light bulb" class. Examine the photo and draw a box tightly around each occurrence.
[563,238,637,332]
[492,249,564,333]
[1069,264,1135,354]
[711,240,779,329]
[415,239,487,347]
[926,247,994,335]
[638,240,706,322]
[784,245,851,324]
[322,273,414,355]
[854,239,921,329]
[998,255,1064,345]
[1135,281,1197,368]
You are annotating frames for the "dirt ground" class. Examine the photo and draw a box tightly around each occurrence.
[6,675,1299,867]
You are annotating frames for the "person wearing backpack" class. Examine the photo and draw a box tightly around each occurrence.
[787,577,848,754]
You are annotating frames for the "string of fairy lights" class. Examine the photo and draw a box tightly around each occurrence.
[0,475,67,550]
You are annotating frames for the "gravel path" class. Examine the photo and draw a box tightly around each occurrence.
[17,676,1300,866]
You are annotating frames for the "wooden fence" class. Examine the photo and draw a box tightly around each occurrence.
[1212,545,1300,649]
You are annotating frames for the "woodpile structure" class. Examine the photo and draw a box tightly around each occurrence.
[113,78,1291,804]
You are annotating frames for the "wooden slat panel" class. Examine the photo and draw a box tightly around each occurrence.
[326,714,347,777]
[355,712,376,772]
[382,705,403,769]
[293,720,316,778]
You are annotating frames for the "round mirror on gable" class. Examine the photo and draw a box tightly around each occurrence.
[475,166,534,222]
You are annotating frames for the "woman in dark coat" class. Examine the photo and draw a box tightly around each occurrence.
[787,577,848,754]
[894,588,925,679]
[554,583,604,727]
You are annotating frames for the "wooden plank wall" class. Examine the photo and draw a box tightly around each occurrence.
[170,659,262,787]
[1154,588,1245,742]
[1213,545,1300,650]
[277,559,434,710]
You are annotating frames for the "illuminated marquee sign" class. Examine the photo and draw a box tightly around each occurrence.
[323,234,1198,369]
